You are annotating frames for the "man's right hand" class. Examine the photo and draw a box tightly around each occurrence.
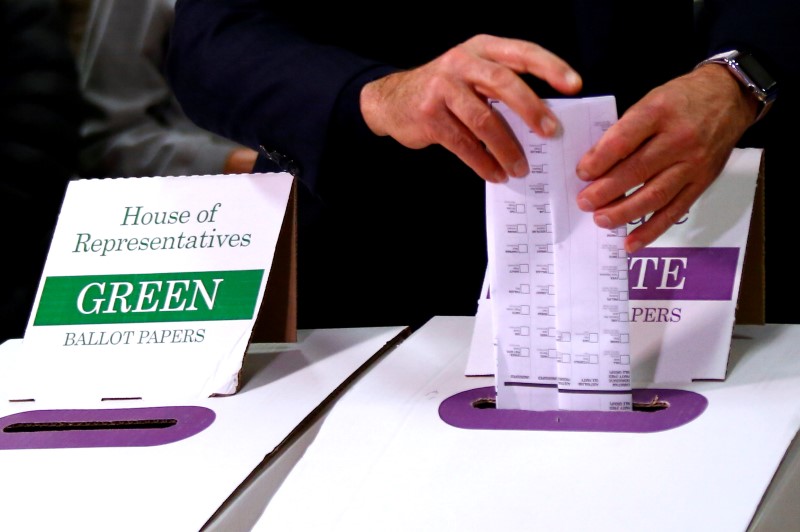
[359,34,582,184]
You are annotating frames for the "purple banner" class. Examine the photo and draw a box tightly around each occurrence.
[627,247,739,301]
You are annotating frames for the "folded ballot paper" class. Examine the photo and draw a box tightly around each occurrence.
[486,96,631,412]
[483,97,762,412]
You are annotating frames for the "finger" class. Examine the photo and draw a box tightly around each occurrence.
[436,108,509,183]
[446,90,528,178]
[462,37,581,138]
[624,182,704,253]
[460,58,558,138]
[576,138,673,213]
[470,35,582,95]
[591,163,691,230]
[576,108,657,180]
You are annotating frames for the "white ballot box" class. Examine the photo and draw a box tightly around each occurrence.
[254,316,800,532]
[0,325,407,532]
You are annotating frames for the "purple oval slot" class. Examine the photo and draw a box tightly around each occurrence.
[0,406,215,449]
[439,387,706,433]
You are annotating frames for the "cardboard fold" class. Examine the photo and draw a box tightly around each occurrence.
[251,178,298,343]
[735,153,766,325]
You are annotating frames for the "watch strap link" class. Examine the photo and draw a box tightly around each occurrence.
[696,50,778,122]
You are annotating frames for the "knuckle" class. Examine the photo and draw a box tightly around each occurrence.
[627,158,651,183]
[644,211,680,243]
[467,33,491,46]
[483,64,512,88]
[416,79,445,116]
[416,100,439,123]
[469,105,497,135]
[660,205,685,227]
[602,136,629,161]
[641,88,672,115]
[449,130,480,153]
[439,46,469,71]
[645,183,671,209]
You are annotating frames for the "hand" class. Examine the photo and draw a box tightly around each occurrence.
[223,147,258,174]
[360,34,582,183]
[575,64,759,253]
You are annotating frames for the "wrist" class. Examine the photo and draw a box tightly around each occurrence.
[360,77,390,137]
[695,63,760,124]
[694,50,777,123]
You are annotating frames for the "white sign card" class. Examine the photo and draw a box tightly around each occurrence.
[14,172,294,402]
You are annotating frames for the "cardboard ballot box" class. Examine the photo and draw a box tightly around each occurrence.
[253,316,800,532]
[0,171,411,530]
[0,325,407,532]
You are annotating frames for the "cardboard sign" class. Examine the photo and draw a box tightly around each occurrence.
[628,148,762,382]
[468,148,763,384]
[10,172,295,402]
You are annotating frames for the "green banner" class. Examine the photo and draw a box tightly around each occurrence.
[33,270,264,326]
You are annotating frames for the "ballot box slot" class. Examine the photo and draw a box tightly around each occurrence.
[3,418,177,433]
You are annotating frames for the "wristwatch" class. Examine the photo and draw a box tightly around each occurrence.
[696,50,778,122]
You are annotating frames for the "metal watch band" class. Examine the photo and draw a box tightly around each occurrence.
[696,50,778,122]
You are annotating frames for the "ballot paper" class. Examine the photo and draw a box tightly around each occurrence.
[486,96,632,412]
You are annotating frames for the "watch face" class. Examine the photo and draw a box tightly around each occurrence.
[736,53,778,96]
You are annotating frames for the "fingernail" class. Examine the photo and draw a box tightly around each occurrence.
[594,213,612,229]
[513,159,529,177]
[627,240,643,254]
[576,168,591,180]
[565,70,582,89]
[494,171,509,183]
[577,197,594,211]
[540,115,558,136]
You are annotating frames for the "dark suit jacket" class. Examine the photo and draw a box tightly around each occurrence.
[166,0,799,328]
[1,0,84,342]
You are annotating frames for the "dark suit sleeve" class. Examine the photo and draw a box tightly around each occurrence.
[1,0,83,341]
[698,0,798,130]
[165,0,397,192]
[699,0,799,324]
[701,0,797,76]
